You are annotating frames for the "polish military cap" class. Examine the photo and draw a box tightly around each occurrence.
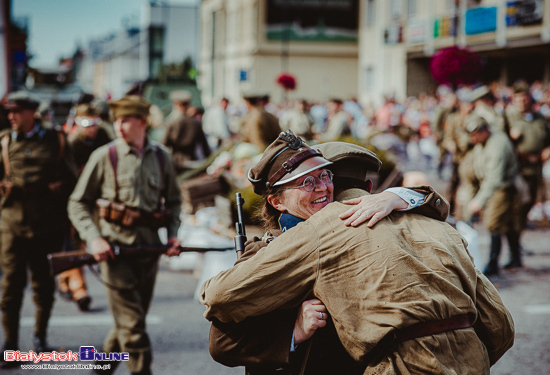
[75,103,99,118]
[313,142,381,181]
[108,95,151,119]
[248,130,332,195]
[5,91,40,111]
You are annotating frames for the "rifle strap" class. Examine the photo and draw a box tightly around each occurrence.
[1,134,11,178]
[108,142,119,201]
[87,264,135,292]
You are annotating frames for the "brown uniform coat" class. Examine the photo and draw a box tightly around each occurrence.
[201,189,514,375]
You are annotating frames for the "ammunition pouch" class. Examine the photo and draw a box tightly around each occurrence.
[96,199,171,229]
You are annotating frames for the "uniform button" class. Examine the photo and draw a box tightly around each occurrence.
[435,198,441,206]
[25,149,31,156]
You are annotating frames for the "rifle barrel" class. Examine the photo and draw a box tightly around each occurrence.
[47,244,235,276]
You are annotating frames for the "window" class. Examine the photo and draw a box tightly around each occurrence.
[366,0,376,27]
[407,0,417,18]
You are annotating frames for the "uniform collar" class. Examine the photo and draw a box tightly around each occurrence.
[114,137,154,156]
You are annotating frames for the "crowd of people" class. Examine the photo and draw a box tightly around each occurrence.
[0,77,548,373]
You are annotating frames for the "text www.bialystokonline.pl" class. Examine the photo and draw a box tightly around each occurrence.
[20,363,111,370]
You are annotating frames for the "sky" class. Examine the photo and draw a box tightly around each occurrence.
[12,0,198,68]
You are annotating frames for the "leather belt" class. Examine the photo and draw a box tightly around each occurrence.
[395,314,473,343]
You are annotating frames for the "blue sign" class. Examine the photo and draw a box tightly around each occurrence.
[465,7,497,35]
[239,70,248,82]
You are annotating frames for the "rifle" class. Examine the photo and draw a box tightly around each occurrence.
[234,192,247,259]
[47,244,234,276]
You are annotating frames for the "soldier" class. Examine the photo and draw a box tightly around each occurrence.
[0,91,77,365]
[57,103,114,312]
[202,98,232,150]
[162,90,211,174]
[431,86,458,177]
[239,92,282,151]
[441,88,474,217]
[506,81,550,229]
[470,85,509,133]
[67,95,182,375]
[466,116,522,275]
[318,98,350,142]
[279,99,314,141]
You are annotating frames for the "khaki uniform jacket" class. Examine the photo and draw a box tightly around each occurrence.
[201,189,514,374]
[208,187,450,375]
[240,107,282,151]
[506,109,549,176]
[162,111,211,171]
[441,111,471,163]
[0,125,77,236]
[67,138,181,245]
[472,130,518,207]
[321,111,349,142]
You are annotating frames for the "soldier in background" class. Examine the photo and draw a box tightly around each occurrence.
[0,91,77,365]
[162,90,211,174]
[318,98,350,142]
[202,97,232,150]
[506,81,550,229]
[431,85,458,178]
[56,103,114,312]
[441,88,473,217]
[239,92,282,151]
[470,85,509,133]
[466,116,522,276]
[279,99,314,140]
[68,95,182,375]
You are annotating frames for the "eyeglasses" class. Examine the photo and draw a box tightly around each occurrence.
[281,170,333,192]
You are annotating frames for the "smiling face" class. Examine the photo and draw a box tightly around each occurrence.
[267,168,334,220]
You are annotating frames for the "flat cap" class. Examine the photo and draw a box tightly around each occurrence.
[75,103,99,118]
[465,115,489,133]
[5,91,40,111]
[512,80,529,94]
[248,130,332,195]
[313,142,381,181]
[108,95,151,119]
[169,90,192,103]
[469,85,491,102]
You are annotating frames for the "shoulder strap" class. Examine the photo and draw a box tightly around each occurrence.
[56,130,66,163]
[108,142,119,200]
[154,145,165,177]
[1,134,11,178]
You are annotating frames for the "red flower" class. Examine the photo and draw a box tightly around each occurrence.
[430,46,481,86]
[276,73,297,91]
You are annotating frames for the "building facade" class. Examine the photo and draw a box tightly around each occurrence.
[78,2,199,99]
[199,0,360,106]
[360,0,550,106]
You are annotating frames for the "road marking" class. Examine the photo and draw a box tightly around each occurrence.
[20,315,162,327]
[524,305,550,315]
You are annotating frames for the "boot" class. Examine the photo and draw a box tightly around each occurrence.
[483,233,501,276]
[503,230,522,269]
[33,335,54,353]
